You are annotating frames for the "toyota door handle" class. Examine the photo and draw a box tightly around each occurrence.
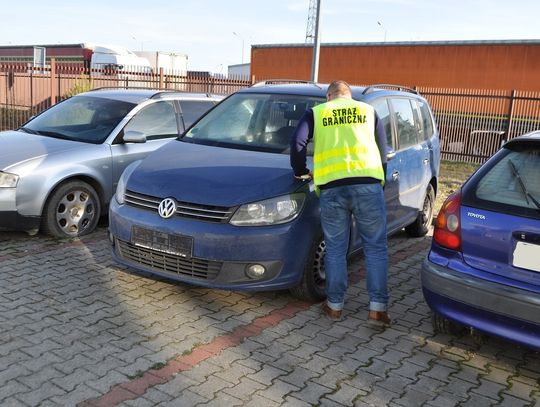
[392,171,400,181]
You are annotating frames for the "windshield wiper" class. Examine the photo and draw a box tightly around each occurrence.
[34,130,74,141]
[18,126,40,135]
[508,158,540,213]
[18,127,73,141]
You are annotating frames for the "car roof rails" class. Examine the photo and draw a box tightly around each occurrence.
[86,87,218,99]
[251,79,322,88]
[88,86,172,93]
[362,84,419,95]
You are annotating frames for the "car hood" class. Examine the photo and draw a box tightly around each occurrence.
[0,130,81,170]
[128,140,308,206]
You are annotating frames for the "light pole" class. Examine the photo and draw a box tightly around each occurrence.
[310,0,322,82]
[232,31,245,64]
[377,21,387,42]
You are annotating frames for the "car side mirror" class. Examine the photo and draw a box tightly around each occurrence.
[123,130,147,143]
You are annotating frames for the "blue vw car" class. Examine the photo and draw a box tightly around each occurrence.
[109,82,440,300]
[422,131,540,349]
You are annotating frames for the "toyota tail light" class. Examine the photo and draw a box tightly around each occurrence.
[433,190,462,251]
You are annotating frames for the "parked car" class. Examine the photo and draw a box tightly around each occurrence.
[422,131,540,350]
[0,89,222,237]
[108,82,440,300]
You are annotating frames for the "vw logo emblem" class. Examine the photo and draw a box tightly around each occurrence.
[158,198,177,219]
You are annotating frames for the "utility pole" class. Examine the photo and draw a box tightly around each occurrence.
[306,0,322,82]
[305,0,316,43]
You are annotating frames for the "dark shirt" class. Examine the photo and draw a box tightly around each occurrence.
[290,107,388,189]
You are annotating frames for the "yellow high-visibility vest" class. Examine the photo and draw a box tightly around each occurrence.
[312,97,384,187]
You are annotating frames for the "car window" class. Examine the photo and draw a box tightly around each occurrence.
[184,93,323,154]
[390,98,418,150]
[179,100,216,131]
[473,148,540,215]
[124,100,178,140]
[24,96,135,144]
[371,98,394,149]
[415,100,435,141]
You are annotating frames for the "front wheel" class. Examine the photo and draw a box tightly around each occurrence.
[289,237,327,302]
[42,180,101,238]
[405,184,435,237]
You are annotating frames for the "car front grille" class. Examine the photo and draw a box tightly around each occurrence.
[125,190,235,223]
[116,239,221,280]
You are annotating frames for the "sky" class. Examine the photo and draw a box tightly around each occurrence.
[1,0,539,73]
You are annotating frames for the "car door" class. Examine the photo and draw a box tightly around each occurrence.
[370,98,402,233]
[412,99,438,190]
[388,97,426,228]
[347,97,401,251]
[110,100,180,194]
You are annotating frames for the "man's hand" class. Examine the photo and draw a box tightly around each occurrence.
[294,171,312,181]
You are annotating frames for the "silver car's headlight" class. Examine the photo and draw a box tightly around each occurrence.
[230,193,305,226]
[115,161,141,205]
[0,171,19,188]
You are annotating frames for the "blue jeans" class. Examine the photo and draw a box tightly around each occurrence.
[319,183,388,312]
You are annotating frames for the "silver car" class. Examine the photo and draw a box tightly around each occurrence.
[0,89,222,237]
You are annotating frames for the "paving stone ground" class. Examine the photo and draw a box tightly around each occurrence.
[1,224,539,407]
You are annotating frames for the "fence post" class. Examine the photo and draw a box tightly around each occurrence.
[30,67,34,114]
[159,67,164,89]
[505,89,516,141]
[50,58,57,106]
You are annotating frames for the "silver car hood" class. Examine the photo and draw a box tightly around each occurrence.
[0,130,81,171]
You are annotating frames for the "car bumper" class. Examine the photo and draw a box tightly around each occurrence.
[0,188,40,233]
[0,211,41,234]
[421,257,540,350]
[108,199,320,291]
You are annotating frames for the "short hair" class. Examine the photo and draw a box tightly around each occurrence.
[327,80,352,99]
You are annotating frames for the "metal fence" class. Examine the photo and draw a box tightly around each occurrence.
[0,60,252,131]
[419,87,540,164]
[1,61,539,164]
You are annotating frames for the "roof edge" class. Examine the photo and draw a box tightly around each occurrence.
[252,39,540,49]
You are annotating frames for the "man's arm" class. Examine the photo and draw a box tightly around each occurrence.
[290,109,314,177]
[374,111,388,179]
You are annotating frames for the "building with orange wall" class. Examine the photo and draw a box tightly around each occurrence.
[250,40,540,91]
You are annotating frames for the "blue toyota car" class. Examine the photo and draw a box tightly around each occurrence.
[422,131,540,349]
[108,82,440,301]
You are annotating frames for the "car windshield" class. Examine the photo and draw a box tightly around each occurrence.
[471,146,540,217]
[182,92,324,154]
[21,95,136,144]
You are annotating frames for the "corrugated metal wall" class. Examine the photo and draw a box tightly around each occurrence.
[251,42,540,91]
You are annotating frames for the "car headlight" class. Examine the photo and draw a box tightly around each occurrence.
[230,193,305,226]
[0,171,19,188]
[115,161,141,205]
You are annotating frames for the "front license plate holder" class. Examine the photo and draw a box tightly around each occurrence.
[513,241,540,273]
[131,225,193,259]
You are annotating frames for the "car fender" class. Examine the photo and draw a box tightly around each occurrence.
[14,146,112,216]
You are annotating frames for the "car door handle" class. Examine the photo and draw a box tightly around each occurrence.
[423,158,429,165]
[392,171,400,181]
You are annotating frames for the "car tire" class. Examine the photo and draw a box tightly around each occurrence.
[289,236,326,302]
[405,184,435,237]
[431,312,465,335]
[42,180,101,238]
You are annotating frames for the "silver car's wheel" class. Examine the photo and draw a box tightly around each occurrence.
[42,181,101,238]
